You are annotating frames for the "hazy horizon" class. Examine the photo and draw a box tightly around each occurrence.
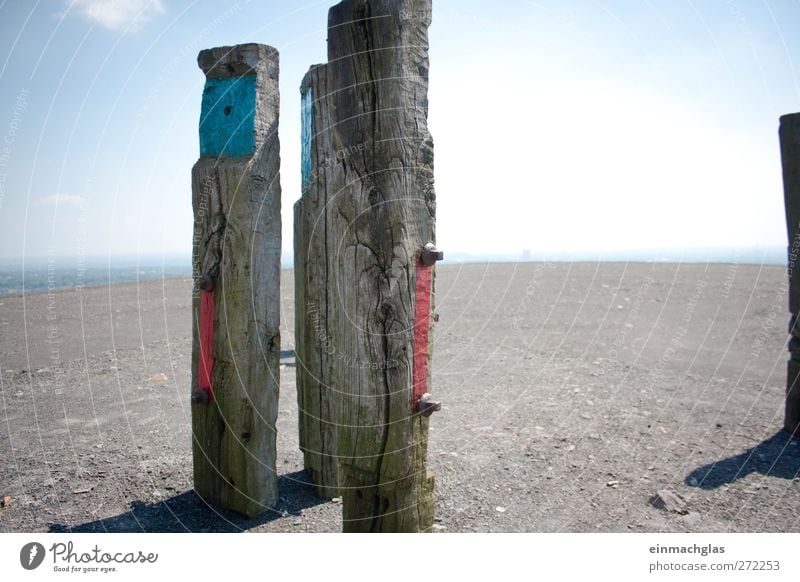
[0,244,789,269]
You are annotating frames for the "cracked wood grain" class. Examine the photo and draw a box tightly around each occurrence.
[319,0,437,532]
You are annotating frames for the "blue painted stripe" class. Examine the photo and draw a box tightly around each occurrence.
[301,85,313,190]
[199,75,257,158]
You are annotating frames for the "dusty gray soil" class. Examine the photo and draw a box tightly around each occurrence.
[1,262,800,532]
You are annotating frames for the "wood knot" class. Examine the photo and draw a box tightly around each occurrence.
[379,302,395,323]
[367,188,382,207]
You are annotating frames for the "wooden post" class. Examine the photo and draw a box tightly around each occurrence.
[781,112,800,434]
[294,64,340,499]
[191,43,282,517]
[321,0,439,532]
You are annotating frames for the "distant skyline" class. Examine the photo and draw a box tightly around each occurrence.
[0,0,799,264]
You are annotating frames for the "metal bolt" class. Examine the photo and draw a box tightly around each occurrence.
[192,389,210,405]
[421,242,443,266]
[199,274,215,292]
[418,393,442,417]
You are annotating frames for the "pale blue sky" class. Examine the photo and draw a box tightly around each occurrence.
[0,0,799,264]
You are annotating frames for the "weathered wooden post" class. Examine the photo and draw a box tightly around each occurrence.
[781,113,800,434]
[191,43,282,516]
[294,64,341,499]
[319,0,441,532]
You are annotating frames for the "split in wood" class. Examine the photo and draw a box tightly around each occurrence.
[421,242,443,266]
[418,393,441,417]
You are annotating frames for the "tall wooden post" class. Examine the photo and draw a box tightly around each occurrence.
[781,112,800,434]
[295,64,341,499]
[191,43,282,517]
[321,0,440,532]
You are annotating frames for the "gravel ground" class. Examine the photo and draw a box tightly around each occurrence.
[1,262,799,532]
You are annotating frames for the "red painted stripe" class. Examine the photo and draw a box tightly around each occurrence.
[198,289,215,400]
[413,262,433,409]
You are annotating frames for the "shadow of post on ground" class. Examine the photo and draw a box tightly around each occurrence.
[684,431,800,490]
[48,471,326,533]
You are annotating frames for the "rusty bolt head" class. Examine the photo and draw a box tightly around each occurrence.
[199,274,215,292]
[421,242,444,266]
[418,392,442,417]
[191,389,210,405]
